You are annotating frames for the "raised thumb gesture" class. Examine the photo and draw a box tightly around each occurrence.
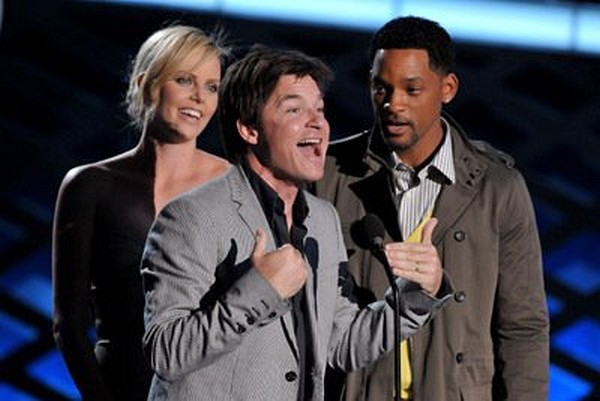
[384,217,443,295]
[420,217,438,245]
[251,228,268,263]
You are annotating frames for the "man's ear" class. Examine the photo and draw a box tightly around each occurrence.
[442,72,459,105]
[237,120,259,145]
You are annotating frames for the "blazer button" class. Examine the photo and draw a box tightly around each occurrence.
[285,371,298,382]
[454,291,466,303]
[453,230,466,242]
[455,352,464,363]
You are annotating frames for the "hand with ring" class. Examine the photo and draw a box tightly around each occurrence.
[383,218,443,295]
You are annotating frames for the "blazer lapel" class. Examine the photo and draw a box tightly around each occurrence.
[228,165,301,359]
[302,205,323,386]
[229,166,270,237]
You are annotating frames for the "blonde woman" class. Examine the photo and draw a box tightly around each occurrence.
[52,25,230,401]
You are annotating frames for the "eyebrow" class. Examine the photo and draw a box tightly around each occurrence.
[371,76,424,85]
[277,93,301,102]
[278,91,324,102]
[171,69,219,78]
[275,93,304,108]
[405,77,424,84]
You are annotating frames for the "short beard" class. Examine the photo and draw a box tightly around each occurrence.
[380,128,418,154]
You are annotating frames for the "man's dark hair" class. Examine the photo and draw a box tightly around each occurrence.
[219,45,333,163]
[369,16,455,74]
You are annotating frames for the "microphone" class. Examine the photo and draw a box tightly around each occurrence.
[363,214,394,283]
[362,214,401,401]
[363,213,385,251]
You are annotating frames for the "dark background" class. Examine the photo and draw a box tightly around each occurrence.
[0,1,599,400]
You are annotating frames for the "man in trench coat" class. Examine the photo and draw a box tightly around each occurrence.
[315,16,549,401]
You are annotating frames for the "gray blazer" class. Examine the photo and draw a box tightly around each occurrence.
[141,165,448,401]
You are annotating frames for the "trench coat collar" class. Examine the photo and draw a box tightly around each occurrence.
[363,114,494,247]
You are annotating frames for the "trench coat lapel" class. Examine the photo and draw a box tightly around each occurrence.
[432,128,487,246]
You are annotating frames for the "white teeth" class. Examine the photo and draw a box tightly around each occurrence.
[298,138,321,146]
[181,108,201,119]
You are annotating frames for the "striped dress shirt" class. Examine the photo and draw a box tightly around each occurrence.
[390,118,456,239]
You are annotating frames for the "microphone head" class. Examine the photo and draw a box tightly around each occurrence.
[363,213,385,248]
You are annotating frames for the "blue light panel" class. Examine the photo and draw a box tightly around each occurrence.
[0,216,26,253]
[549,364,593,401]
[87,0,600,55]
[0,247,53,318]
[576,7,600,53]
[542,175,596,208]
[545,232,600,295]
[0,311,38,359]
[546,294,564,318]
[221,0,393,30]
[401,1,573,51]
[554,317,600,373]
[0,383,39,401]
[532,197,565,234]
[27,350,80,400]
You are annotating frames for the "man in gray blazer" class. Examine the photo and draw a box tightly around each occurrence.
[141,46,452,401]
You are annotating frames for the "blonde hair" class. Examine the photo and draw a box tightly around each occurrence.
[125,25,227,129]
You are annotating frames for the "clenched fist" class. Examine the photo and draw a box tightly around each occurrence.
[251,229,308,299]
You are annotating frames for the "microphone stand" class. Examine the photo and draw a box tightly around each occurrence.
[373,242,401,401]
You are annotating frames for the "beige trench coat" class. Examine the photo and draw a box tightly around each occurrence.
[315,116,549,401]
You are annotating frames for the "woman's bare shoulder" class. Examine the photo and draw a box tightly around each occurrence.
[195,150,231,180]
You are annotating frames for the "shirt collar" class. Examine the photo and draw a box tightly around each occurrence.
[241,159,309,227]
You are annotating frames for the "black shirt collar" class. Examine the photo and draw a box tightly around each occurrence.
[241,159,308,247]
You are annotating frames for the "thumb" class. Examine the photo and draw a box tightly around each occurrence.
[421,218,438,245]
[251,228,267,259]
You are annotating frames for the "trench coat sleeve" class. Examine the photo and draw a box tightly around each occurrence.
[494,172,549,400]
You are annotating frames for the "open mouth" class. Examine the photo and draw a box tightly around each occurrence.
[297,138,325,157]
[384,118,408,127]
[297,138,322,147]
[383,119,410,134]
[180,108,202,120]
